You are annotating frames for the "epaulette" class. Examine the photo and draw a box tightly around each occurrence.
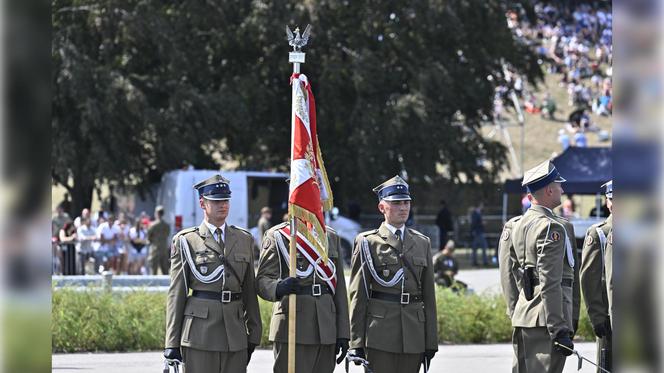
[174,226,198,238]
[358,229,378,237]
[407,228,428,239]
[268,222,288,234]
[508,215,522,223]
[230,225,253,237]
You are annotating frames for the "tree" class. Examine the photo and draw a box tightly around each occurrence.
[52,0,542,213]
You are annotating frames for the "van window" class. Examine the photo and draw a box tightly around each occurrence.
[247,176,288,228]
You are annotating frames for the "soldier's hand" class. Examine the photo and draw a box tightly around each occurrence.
[553,331,574,356]
[275,277,300,298]
[247,342,257,364]
[335,338,349,364]
[348,348,365,365]
[424,349,437,366]
[593,318,612,338]
[164,347,182,364]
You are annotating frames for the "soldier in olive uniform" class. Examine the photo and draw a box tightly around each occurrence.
[163,175,262,373]
[256,222,350,373]
[148,205,171,275]
[580,180,613,372]
[505,161,576,373]
[499,215,523,372]
[347,175,438,373]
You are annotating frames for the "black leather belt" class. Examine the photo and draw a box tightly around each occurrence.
[532,278,573,288]
[293,284,332,297]
[192,290,242,303]
[370,290,423,304]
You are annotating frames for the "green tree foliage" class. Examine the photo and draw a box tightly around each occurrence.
[52,0,542,212]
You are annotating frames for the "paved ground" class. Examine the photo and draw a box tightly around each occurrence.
[53,342,598,372]
[455,268,501,295]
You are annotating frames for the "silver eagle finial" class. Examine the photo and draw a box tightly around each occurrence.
[286,25,312,52]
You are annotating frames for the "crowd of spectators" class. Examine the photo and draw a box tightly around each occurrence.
[52,204,160,276]
[497,2,612,150]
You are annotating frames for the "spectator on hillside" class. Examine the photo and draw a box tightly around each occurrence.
[573,131,588,147]
[541,93,557,119]
[558,129,570,150]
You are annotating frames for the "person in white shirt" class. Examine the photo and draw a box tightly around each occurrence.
[96,215,119,273]
[76,218,98,275]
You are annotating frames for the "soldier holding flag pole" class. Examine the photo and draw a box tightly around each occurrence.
[256,25,349,373]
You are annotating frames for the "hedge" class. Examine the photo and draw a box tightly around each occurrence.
[52,287,594,352]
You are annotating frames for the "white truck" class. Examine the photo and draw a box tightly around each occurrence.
[156,169,360,262]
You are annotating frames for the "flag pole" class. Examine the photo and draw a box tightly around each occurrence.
[287,25,308,373]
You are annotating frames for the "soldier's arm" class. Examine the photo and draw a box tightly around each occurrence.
[422,237,439,351]
[165,236,187,348]
[349,236,368,350]
[241,235,262,345]
[332,233,351,340]
[580,228,609,327]
[255,231,282,302]
[146,223,155,243]
[567,223,581,326]
[536,221,568,338]
[498,222,518,318]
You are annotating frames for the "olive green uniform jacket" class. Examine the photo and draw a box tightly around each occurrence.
[165,222,262,352]
[255,222,350,345]
[349,223,438,354]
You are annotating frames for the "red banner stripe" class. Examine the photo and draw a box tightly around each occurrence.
[281,227,337,289]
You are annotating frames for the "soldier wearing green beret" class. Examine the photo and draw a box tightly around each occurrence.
[347,175,438,373]
[163,175,262,373]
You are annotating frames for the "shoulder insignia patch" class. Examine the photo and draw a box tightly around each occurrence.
[585,235,594,246]
[501,229,510,241]
[550,231,561,242]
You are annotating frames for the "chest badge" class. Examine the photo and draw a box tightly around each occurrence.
[382,269,390,277]
[200,265,208,274]
[550,231,561,242]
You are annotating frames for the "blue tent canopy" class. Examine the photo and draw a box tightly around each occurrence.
[503,147,612,195]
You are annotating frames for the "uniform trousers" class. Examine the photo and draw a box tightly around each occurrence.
[182,346,247,373]
[512,327,566,373]
[365,348,421,373]
[273,342,335,373]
